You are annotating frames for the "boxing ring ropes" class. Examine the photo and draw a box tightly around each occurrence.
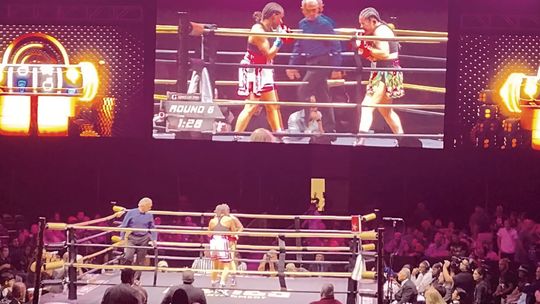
[152,13,447,143]
[31,207,385,304]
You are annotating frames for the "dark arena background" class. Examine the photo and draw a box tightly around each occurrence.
[0,1,539,304]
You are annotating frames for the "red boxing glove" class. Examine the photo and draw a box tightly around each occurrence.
[354,39,372,59]
[351,31,372,59]
[279,22,294,44]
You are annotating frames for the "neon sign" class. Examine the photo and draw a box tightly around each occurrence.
[498,67,540,149]
[0,33,100,135]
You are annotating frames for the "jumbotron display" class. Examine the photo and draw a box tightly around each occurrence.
[153,0,447,148]
[0,1,155,137]
[450,17,540,150]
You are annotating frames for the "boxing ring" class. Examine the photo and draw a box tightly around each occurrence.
[32,207,385,304]
[40,272,377,304]
[152,13,448,147]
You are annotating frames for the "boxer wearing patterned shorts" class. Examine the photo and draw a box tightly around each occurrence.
[356,7,404,136]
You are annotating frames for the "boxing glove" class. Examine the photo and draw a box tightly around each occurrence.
[273,37,283,49]
[279,22,294,44]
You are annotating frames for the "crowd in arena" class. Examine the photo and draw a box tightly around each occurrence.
[378,203,540,304]
[0,201,538,303]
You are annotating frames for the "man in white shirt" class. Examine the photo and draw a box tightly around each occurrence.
[287,96,324,140]
[497,219,518,260]
[288,108,323,133]
[411,260,433,295]
[191,250,213,274]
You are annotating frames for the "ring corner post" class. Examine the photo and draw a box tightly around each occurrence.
[276,234,287,291]
[346,235,359,304]
[203,28,217,94]
[67,227,78,300]
[376,227,385,304]
[293,216,302,264]
[153,245,159,286]
[177,11,190,93]
[32,217,47,304]
[374,208,381,226]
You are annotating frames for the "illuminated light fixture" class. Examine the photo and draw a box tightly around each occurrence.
[0,96,31,134]
[499,73,525,114]
[11,43,44,63]
[532,109,540,150]
[36,96,75,135]
[0,33,103,135]
[39,64,54,76]
[2,34,70,66]
[524,67,540,100]
[16,65,29,77]
[65,67,80,84]
[20,55,32,64]
[97,97,116,136]
[79,61,99,102]
[528,67,540,150]
[494,67,539,149]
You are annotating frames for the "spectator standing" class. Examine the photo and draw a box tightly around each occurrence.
[497,219,518,261]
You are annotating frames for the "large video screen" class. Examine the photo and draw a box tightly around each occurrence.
[153,0,447,148]
[0,1,155,137]
[450,32,540,150]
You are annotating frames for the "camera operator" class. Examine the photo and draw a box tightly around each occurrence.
[443,257,475,304]
[257,250,279,276]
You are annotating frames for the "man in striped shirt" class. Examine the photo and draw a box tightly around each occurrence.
[191,250,213,273]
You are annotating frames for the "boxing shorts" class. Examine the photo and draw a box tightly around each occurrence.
[209,235,232,262]
[237,50,275,97]
[367,59,404,99]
